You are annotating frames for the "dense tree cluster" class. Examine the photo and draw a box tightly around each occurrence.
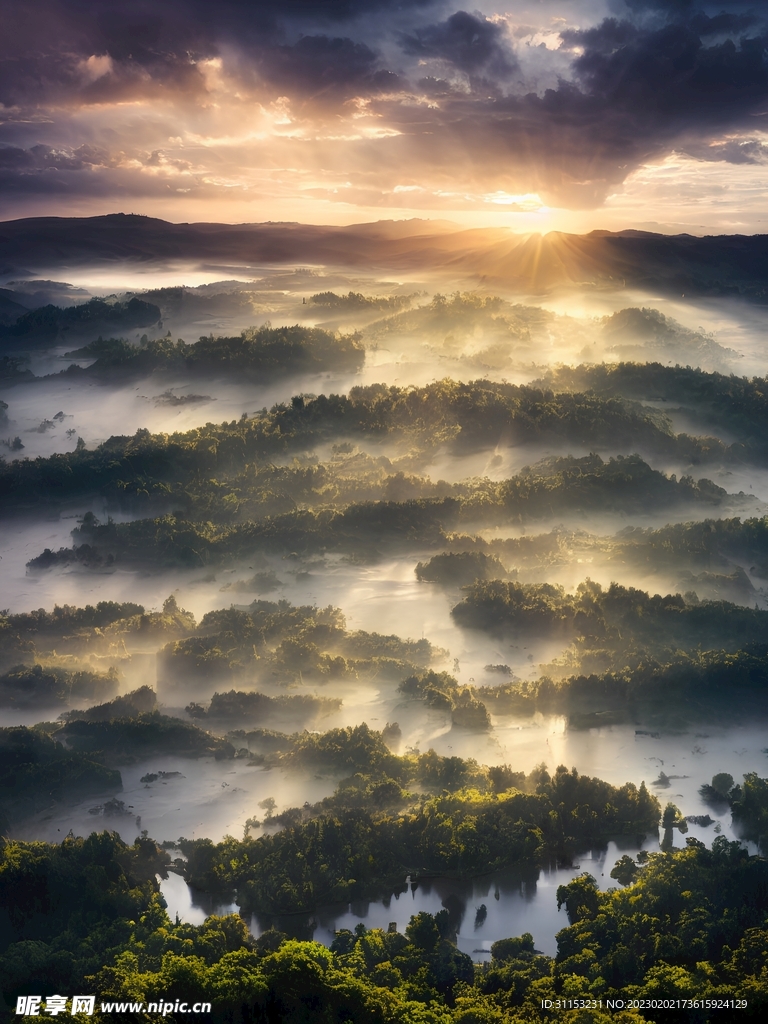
[453,578,768,670]
[58,713,236,763]
[476,645,768,722]
[0,663,118,709]
[540,362,768,453]
[3,827,767,1021]
[0,598,193,674]
[0,728,121,832]
[2,762,768,1023]
[0,297,161,345]
[1,376,747,515]
[177,757,659,916]
[553,837,768,1013]
[62,323,364,381]
[160,598,438,693]
[309,291,415,311]
[416,551,511,587]
[399,671,492,730]
[4,287,768,1022]
[186,689,340,726]
[23,454,738,574]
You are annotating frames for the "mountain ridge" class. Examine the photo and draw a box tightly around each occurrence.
[1,214,767,300]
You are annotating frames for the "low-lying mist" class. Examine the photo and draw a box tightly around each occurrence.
[4,257,768,980]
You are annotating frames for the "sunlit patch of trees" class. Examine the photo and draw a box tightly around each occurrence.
[477,645,768,723]
[309,290,415,311]
[23,455,738,573]
[417,515,768,592]
[416,551,511,587]
[0,597,194,673]
[177,757,660,915]
[2,376,750,515]
[186,689,340,725]
[390,639,768,724]
[159,599,439,692]
[540,361,768,453]
[399,670,492,730]
[553,837,768,1010]
[61,322,364,380]
[453,578,768,665]
[0,663,118,709]
[3,826,768,1021]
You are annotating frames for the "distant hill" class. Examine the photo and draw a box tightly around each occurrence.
[0,288,30,326]
[1,213,768,300]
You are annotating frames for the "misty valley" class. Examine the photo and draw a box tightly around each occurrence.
[3,252,768,1021]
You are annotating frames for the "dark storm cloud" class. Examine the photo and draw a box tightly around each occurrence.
[565,16,768,124]
[398,11,518,78]
[0,0,437,106]
[0,144,119,173]
[0,141,197,205]
[1,0,768,211]
[623,0,693,11]
[364,6,768,205]
[0,144,191,174]
[624,0,754,11]
[0,4,212,108]
[255,0,439,16]
[690,12,762,37]
[195,0,439,20]
[253,36,399,100]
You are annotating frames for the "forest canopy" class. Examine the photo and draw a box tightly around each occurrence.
[2,264,768,1024]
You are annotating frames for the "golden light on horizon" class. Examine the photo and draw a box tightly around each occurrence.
[0,2,766,236]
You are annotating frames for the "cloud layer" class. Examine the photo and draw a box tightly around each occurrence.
[1,0,767,221]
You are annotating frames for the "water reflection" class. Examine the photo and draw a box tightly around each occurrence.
[162,870,238,927]
[161,822,737,960]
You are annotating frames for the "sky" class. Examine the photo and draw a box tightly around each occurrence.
[1,0,767,234]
